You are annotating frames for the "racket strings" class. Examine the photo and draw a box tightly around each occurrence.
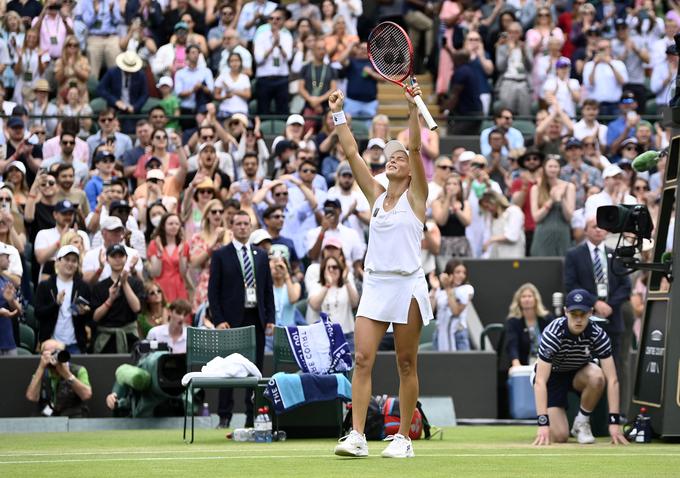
[368,25,412,82]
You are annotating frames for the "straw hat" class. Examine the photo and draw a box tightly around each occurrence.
[116,51,143,73]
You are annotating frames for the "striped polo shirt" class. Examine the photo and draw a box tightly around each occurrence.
[538,317,612,373]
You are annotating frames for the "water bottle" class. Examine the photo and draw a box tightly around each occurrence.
[200,402,210,417]
[254,408,267,443]
[263,406,273,443]
[233,428,255,442]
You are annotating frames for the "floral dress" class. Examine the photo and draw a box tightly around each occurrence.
[189,233,211,313]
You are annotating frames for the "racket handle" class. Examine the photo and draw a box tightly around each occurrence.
[414,95,438,131]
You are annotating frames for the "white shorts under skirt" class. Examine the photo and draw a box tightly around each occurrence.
[356,269,433,326]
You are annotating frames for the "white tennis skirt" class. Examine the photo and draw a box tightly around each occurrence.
[356,268,433,326]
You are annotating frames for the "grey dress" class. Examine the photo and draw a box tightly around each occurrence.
[530,202,571,257]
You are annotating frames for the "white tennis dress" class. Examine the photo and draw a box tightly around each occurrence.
[356,191,433,325]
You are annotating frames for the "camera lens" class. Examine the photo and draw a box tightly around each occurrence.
[52,349,70,363]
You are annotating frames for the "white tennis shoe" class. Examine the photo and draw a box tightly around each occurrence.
[381,434,415,458]
[334,430,369,457]
[571,417,596,444]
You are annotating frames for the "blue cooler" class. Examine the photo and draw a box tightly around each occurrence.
[507,365,536,419]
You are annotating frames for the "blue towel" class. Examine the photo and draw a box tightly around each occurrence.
[285,313,352,374]
[264,371,353,414]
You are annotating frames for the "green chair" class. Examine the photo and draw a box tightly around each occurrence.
[480,323,505,352]
[419,319,437,345]
[141,97,161,114]
[19,323,35,352]
[269,326,347,438]
[294,298,308,319]
[350,120,369,139]
[419,342,435,351]
[183,326,258,443]
[17,347,33,355]
[23,305,38,333]
[513,120,536,137]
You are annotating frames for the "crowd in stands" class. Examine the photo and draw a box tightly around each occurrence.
[0,0,674,391]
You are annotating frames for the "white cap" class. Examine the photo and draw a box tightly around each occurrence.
[101,216,125,231]
[458,151,476,163]
[286,114,304,126]
[156,76,173,89]
[383,140,408,161]
[6,161,26,175]
[367,138,386,150]
[249,229,272,245]
[603,164,624,179]
[146,169,166,181]
[56,244,80,260]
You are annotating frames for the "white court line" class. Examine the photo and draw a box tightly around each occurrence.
[2,452,680,465]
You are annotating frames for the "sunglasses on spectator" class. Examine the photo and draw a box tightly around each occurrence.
[0,198,11,203]
[146,163,161,170]
[471,163,486,168]
[41,180,56,186]
[35,130,47,135]
[273,191,288,197]
[100,157,115,164]
[148,289,162,296]
[154,135,167,140]
[525,156,541,162]
[61,140,75,145]
[501,115,513,120]
[148,178,162,184]
[437,165,455,171]
[301,168,316,174]
[326,264,339,270]
[100,117,114,123]
[66,42,78,47]
[197,189,214,195]
[201,135,214,141]
[209,209,224,215]
[634,185,650,191]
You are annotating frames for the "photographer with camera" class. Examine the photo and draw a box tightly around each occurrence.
[25,339,92,417]
[35,245,92,354]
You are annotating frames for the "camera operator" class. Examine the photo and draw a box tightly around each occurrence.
[25,339,92,417]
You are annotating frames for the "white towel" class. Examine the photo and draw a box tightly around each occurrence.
[181,353,262,386]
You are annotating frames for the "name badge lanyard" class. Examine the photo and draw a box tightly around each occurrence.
[311,64,327,97]
[47,16,60,45]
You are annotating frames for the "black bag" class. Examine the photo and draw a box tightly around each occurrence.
[343,396,432,440]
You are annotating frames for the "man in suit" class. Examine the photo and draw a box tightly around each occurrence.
[208,210,275,427]
[564,217,631,403]
[96,51,149,134]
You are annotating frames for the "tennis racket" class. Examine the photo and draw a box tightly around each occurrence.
[367,21,438,131]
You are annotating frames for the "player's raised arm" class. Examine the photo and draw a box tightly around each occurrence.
[328,90,384,207]
[404,80,427,221]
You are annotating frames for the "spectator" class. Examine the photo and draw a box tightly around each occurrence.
[327,162,370,240]
[143,200,167,243]
[25,339,92,416]
[606,91,639,154]
[265,246,301,350]
[479,190,526,259]
[41,117,90,166]
[31,0,74,61]
[495,21,532,116]
[429,259,474,351]
[12,28,47,106]
[91,199,145,258]
[208,6,239,55]
[174,13,208,57]
[530,157,576,257]
[189,199,230,312]
[650,16,678,70]
[480,108,524,157]
[8,0,42,31]
[181,176,218,238]
[432,174,472,270]
[286,0,321,33]
[340,42,381,122]
[534,103,574,156]
[650,46,678,112]
[214,52,251,117]
[526,7,564,58]
[504,282,551,368]
[611,18,650,112]
[446,49,483,135]
[53,34,91,106]
[59,86,94,139]
[86,109,134,162]
[541,57,580,118]
[120,15,159,74]
[0,188,27,261]
[151,21,206,78]
[485,128,511,190]
[96,51,148,134]
[584,164,637,221]
[80,0,122,78]
[299,38,337,127]
[464,30,494,116]
[397,111,440,182]
[308,254,359,349]
[82,215,143,284]
[510,148,545,255]
[91,244,144,353]
[261,205,299,275]
[208,210,275,428]
[147,212,190,303]
[155,77,180,131]
[43,132,89,187]
[2,116,42,180]
[35,245,91,354]
[174,44,214,127]
[146,299,190,353]
[3,160,30,211]
[582,38,628,116]
[573,99,608,148]
[215,27,253,77]
[0,243,21,356]
[24,171,59,247]
[27,79,58,135]
[319,0,337,35]
[236,0,277,44]
[133,129,180,183]
[122,120,152,181]
[436,0,463,98]
[560,137,603,210]
[137,281,168,338]
[84,150,117,210]
[465,155,503,258]
[34,199,90,281]
[253,7,292,116]
[324,14,359,64]
[54,163,89,218]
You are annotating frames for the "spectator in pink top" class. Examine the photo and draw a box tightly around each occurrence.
[32,0,74,60]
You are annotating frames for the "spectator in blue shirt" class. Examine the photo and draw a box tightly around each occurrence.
[174,44,214,130]
[606,91,637,153]
[480,108,525,157]
[340,42,381,126]
[81,0,124,79]
[447,49,482,135]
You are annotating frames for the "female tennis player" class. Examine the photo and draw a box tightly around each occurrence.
[330,83,433,459]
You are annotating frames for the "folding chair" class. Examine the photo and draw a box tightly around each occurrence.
[183,326,258,443]
[269,326,348,438]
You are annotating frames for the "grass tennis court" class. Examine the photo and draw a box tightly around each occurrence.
[1,426,679,477]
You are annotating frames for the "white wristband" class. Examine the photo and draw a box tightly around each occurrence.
[332,111,347,126]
